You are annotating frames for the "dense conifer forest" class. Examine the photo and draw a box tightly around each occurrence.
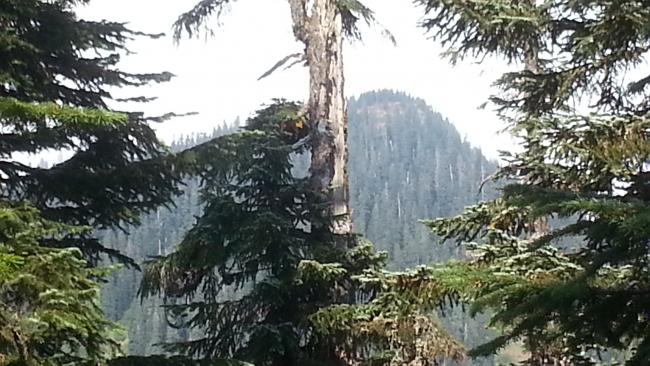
[3,0,650,365]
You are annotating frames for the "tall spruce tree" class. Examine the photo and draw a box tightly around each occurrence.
[397,0,650,364]
[141,102,361,364]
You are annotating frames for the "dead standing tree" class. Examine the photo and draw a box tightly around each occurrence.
[174,0,388,238]
[288,0,350,236]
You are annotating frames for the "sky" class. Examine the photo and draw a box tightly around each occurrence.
[77,0,513,159]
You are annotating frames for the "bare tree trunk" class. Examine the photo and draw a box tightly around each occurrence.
[522,1,549,238]
[288,0,352,237]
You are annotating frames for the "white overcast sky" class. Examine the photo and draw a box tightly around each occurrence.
[77,0,513,159]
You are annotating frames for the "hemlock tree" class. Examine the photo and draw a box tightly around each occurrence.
[406,0,650,364]
[1,0,184,363]
[139,1,467,365]
[0,200,122,366]
[0,100,136,365]
[141,102,465,365]
[141,102,363,364]
[0,0,181,265]
[97,90,496,360]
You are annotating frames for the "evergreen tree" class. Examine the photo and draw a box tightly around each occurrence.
[400,0,650,364]
[140,101,464,365]
[138,1,464,364]
[0,0,181,265]
[140,102,356,364]
[1,0,183,363]
[108,355,252,366]
[99,91,498,360]
[0,172,122,365]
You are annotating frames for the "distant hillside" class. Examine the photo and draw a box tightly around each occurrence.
[99,90,499,361]
[349,90,497,268]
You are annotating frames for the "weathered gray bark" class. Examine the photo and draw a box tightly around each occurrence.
[288,0,351,236]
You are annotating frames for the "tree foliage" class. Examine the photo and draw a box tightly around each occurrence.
[1,0,183,364]
[140,102,363,365]
[409,0,650,364]
[0,0,182,265]
[0,201,122,366]
[108,355,253,366]
[96,91,497,361]
[139,101,465,365]
[312,263,467,365]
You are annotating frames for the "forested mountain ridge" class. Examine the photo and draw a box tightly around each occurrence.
[349,90,497,268]
[100,90,499,355]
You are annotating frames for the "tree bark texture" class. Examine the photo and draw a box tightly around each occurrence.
[288,0,351,236]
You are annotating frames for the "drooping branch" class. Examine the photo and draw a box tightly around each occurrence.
[173,0,235,40]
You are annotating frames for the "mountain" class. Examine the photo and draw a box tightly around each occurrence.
[349,90,497,269]
[99,90,499,360]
